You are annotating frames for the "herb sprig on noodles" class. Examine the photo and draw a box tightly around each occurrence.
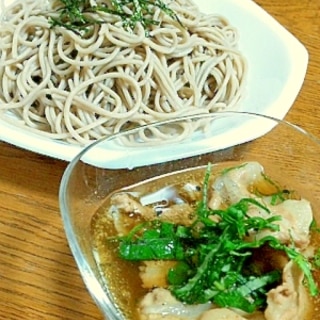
[50,0,181,34]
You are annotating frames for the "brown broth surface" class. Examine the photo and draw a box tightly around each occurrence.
[91,162,320,320]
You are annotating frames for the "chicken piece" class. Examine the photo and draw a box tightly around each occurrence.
[108,192,155,235]
[180,182,203,203]
[264,260,313,320]
[209,162,264,209]
[208,161,313,249]
[139,261,177,289]
[138,288,211,320]
[247,198,313,249]
[157,203,195,226]
[140,185,196,226]
[199,308,251,320]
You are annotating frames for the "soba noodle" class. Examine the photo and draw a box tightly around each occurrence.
[0,0,247,145]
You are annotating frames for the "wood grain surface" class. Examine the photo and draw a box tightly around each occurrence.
[0,1,320,319]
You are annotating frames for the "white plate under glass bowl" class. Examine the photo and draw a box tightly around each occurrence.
[0,0,308,162]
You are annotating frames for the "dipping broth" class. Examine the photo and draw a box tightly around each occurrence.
[91,161,320,320]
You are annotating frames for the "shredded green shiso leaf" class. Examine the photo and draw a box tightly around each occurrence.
[50,0,181,34]
[116,164,319,313]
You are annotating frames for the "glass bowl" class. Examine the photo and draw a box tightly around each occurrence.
[59,111,320,320]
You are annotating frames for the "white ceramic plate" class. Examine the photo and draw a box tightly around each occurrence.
[0,0,308,162]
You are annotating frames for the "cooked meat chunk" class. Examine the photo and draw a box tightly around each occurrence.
[264,260,313,320]
[139,261,177,289]
[209,161,264,208]
[140,185,197,225]
[157,203,195,226]
[248,198,313,249]
[108,192,154,234]
[138,288,211,320]
[208,161,313,249]
[109,188,195,235]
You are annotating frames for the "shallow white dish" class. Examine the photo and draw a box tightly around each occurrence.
[0,0,308,162]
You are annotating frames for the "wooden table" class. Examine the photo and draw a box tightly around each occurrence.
[0,1,319,319]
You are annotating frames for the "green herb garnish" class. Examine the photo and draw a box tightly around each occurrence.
[50,0,181,34]
[116,164,318,312]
